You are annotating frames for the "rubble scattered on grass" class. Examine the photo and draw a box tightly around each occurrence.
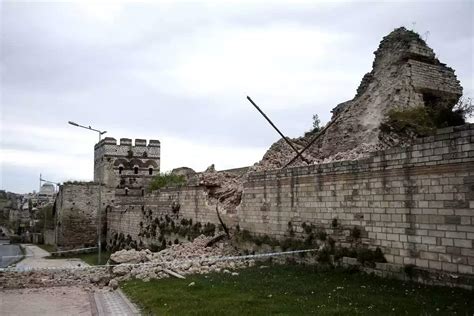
[109,235,253,283]
[0,235,254,290]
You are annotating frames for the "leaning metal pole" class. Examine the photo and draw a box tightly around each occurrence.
[283,114,339,168]
[246,96,301,155]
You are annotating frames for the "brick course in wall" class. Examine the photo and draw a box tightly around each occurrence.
[239,124,474,275]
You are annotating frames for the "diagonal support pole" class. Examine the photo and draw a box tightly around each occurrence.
[247,96,308,162]
[283,114,338,168]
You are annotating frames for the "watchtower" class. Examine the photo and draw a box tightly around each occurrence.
[94,137,161,190]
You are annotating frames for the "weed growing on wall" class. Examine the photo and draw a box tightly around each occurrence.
[108,209,218,252]
[234,222,386,268]
[149,172,186,191]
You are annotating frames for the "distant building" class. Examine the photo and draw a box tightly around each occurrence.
[38,183,56,203]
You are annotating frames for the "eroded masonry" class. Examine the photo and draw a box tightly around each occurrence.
[52,27,473,283]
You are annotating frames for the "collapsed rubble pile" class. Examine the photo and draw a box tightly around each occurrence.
[108,235,252,283]
[0,235,253,290]
[196,165,244,212]
[196,27,463,211]
[0,267,109,290]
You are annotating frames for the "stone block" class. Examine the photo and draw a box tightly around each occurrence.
[421,236,437,245]
[454,239,472,248]
[445,216,461,225]
[458,265,473,275]
[441,262,458,273]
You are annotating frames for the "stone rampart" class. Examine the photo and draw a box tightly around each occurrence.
[106,124,473,276]
[240,124,474,275]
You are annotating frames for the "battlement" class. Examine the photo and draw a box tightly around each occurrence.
[95,137,160,149]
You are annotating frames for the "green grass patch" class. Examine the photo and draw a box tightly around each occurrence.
[37,244,57,253]
[46,251,111,266]
[121,265,473,316]
[74,251,112,265]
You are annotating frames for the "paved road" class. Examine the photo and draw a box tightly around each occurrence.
[0,244,22,268]
[0,287,140,316]
[1,245,141,315]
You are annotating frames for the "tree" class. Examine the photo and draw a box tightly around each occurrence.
[453,97,473,120]
[312,114,321,132]
[304,114,323,137]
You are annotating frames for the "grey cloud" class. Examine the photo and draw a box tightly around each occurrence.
[1,1,473,193]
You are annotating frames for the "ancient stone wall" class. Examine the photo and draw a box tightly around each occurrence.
[107,186,228,245]
[240,124,474,275]
[54,183,114,248]
[106,124,473,276]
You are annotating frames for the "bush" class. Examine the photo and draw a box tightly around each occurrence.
[149,172,186,191]
[149,243,161,252]
[318,248,332,264]
[381,106,435,136]
[404,264,416,279]
[356,247,386,267]
[453,97,473,120]
[334,247,357,261]
[302,222,313,234]
[240,229,252,241]
[382,100,471,138]
[316,230,327,241]
[9,235,22,244]
[350,227,361,240]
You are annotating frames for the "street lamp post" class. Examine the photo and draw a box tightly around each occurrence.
[68,121,107,264]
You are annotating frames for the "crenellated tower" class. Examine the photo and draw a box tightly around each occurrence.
[94,137,161,190]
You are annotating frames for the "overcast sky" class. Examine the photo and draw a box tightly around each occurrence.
[1,0,473,193]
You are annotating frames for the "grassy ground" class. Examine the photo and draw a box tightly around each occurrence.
[121,264,473,316]
[45,250,112,266]
[37,244,57,253]
[74,251,111,266]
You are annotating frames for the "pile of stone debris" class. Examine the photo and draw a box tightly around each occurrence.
[0,266,109,290]
[0,235,253,290]
[108,235,253,284]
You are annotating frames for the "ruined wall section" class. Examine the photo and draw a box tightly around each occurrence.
[240,124,474,275]
[94,137,160,190]
[257,28,463,170]
[318,28,462,157]
[54,183,114,248]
